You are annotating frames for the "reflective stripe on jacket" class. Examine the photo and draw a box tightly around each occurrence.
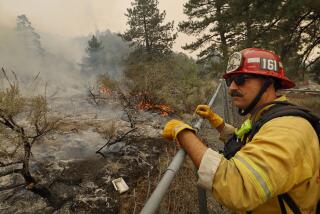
[197,97,320,213]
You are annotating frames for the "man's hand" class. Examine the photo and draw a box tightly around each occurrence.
[162,119,196,141]
[195,105,224,128]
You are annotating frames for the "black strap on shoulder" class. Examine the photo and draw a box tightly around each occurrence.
[278,195,287,214]
[278,193,302,214]
[246,101,320,142]
[224,100,320,159]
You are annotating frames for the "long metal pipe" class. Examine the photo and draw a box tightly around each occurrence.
[140,80,223,214]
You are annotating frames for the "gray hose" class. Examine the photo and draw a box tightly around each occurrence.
[140,80,223,214]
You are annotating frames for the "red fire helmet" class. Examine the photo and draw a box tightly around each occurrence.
[223,48,295,89]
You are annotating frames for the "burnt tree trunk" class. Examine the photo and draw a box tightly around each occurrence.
[21,138,64,209]
[22,139,36,185]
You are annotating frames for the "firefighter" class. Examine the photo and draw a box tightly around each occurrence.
[162,48,320,213]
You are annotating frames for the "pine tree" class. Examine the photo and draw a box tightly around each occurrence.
[240,0,319,80]
[179,0,232,62]
[16,14,44,56]
[121,0,177,56]
[81,35,106,75]
[179,0,320,80]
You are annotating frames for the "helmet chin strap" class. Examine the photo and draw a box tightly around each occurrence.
[238,78,273,116]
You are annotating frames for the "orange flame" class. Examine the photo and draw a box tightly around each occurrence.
[138,101,173,116]
[100,86,112,95]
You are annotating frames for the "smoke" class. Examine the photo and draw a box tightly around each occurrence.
[0,22,89,97]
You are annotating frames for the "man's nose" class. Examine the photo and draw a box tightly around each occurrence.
[227,81,239,95]
[228,80,238,90]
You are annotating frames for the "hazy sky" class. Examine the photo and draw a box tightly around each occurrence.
[0,0,195,55]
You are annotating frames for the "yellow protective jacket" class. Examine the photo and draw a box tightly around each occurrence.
[197,96,320,213]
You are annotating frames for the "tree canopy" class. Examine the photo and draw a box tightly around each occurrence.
[16,14,44,56]
[80,35,106,75]
[121,0,177,57]
[179,0,320,80]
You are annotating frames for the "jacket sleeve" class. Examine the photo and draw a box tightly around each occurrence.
[197,116,317,211]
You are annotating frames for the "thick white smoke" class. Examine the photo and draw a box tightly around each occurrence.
[0,22,89,97]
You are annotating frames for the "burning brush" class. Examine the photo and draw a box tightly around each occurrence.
[100,86,112,95]
[138,101,173,116]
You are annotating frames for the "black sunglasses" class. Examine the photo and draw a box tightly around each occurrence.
[225,74,259,87]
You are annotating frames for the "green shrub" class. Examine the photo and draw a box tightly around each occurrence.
[123,52,216,114]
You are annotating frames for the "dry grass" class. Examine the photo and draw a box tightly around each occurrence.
[118,140,227,214]
[286,93,320,115]
[157,152,200,213]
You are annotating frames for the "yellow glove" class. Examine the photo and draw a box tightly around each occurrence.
[195,105,224,128]
[162,119,196,141]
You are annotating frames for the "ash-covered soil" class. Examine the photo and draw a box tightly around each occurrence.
[0,96,227,213]
[0,137,166,213]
